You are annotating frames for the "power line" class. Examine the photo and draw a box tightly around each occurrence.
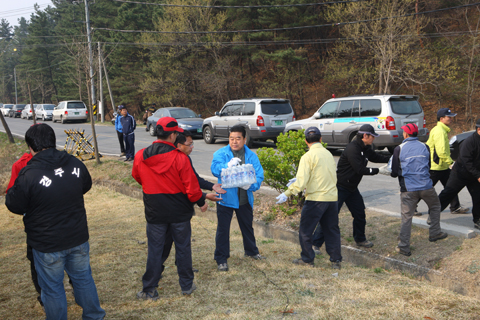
[112,0,366,8]
[94,2,480,35]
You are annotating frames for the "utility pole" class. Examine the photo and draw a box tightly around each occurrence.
[84,0,95,109]
[14,67,17,104]
[102,57,115,115]
[98,42,104,123]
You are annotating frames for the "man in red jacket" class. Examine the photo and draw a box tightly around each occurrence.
[132,117,207,300]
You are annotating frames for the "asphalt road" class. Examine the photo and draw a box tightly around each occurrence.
[1,116,477,237]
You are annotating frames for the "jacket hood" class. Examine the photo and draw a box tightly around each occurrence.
[142,141,180,174]
[28,148,71,170]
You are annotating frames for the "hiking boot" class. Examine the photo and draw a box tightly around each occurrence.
[136,290,159,301]
[120,152,126,156]
[413,209,422,216]
[451,206,469,214]
[217,263,228,271]
[292,258,314,267]
[182,283,196,295]
[356,240,374,248]
[474,221,480,230]
[313,246,322,256]
[395,246,411,257]
[245,253,266,260]
[332,260,341,270]
[429,232,448,242]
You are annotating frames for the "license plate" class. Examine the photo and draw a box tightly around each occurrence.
[75,112,79,115]
[274,120,283,126]
[197,128,202,133]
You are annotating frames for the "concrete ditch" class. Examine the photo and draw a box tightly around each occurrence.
[93,178,480,300]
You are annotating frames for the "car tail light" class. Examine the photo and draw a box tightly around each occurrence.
[293,115,296,121]
[29,110,31,113]
[386,116,395,130]
[65,111,68,115]
[257,115,265,126]
[423,116,426,128]
[86,110,88,115]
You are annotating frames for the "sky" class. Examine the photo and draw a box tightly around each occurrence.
[1,0,51,29]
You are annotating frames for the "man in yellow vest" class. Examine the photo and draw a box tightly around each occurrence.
[422,108,468,216]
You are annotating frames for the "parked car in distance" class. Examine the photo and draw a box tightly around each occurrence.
[284,95,429,153]
[1,104,13,116]
[53,100,88,123]
[202,98,295,147]
[21,104,37,120]
[450,130,475,161]
[35,104,56,121]
[146,107,204,137]
[8,104,26,118]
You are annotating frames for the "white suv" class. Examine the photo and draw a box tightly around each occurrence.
[284,95,429,153]
[202,98,295,147]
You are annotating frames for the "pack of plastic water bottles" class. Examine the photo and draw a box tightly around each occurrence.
[221,164,257,188]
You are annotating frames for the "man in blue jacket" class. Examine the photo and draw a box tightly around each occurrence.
[391,123,448,256]
[211,125,265,271]
[114,106,126,156]
[119,105,136,161]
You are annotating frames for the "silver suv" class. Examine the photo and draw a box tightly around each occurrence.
[284,95,429,153]
[203,98,295,147]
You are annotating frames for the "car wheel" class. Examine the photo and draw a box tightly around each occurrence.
[61,116,66,124]
[149,124,156,136]
[203,126,216,144]
[350,132,358,143]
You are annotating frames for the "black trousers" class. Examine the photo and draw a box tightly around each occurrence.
[429,169,460,211]
[214,203,259,264]
[299,201,342,263]
[116,130,125,153]
[27,244,42,295]
[438,167,480,223]
[313,186,367,247]
[123,133,135,159]
[142,221,193,292]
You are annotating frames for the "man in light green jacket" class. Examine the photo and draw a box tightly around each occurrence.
[276,127,342,269]
[424,108,468,214]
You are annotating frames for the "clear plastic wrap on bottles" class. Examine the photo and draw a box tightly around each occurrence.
[221,163,256,188]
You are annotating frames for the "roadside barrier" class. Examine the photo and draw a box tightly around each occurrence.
[64,129,102,161]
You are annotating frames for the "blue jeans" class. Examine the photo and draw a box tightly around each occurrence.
[33,242,105,320]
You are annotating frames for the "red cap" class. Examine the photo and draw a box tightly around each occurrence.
[401,123,418,135]
[156,117,184,133]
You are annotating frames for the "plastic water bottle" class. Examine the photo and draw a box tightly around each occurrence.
[231,166,238,188]
[248,164,256,184]
[221,169,228,188]
[238,165,246,186]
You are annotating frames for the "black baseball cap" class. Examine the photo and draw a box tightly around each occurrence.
[476,119,480,128]
[358,124,379,137]
[437,108,456,118]
[305,127,321,138]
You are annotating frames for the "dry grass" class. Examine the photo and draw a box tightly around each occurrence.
[2,185,480,319]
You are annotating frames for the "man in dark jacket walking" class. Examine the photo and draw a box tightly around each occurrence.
[438,119,480,230]
[5,123,105,320]
[313,124,390,250]
[390,123,448,256]
[132,117,208,300]
[119,105,136,161]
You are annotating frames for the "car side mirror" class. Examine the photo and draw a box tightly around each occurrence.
[215,111,220,116]
[314,112,321,119]
[197,114,202,118]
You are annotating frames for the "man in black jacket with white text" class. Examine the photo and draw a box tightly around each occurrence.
[5,123,105,320]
